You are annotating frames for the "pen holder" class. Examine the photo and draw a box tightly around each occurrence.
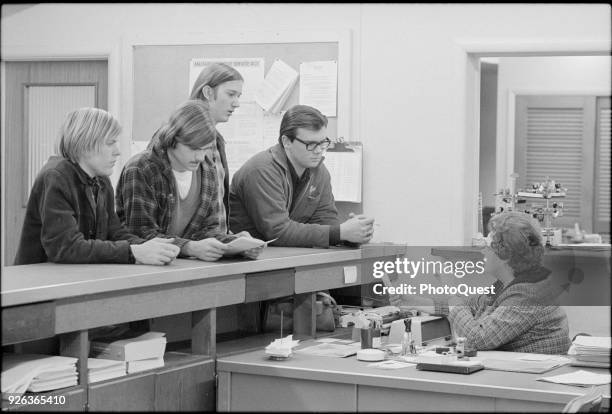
[360,328,374,349]
[356,328,381,349]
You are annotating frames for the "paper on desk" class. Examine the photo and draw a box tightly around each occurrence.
[265,335,300,358]
[225,237,276,255]
[367,360,415,369]
[295,342,361,358]
[537,370,611,387]
[315,338,341,343]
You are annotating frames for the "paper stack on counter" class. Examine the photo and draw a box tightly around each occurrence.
[265,335,300,358]
[568,336,611,368]
[126,357,164,374]
[87,358,126,383]
[537,370,611,387]
[295,342,362,358]
[90,331,167,373]
[1,354,78,396]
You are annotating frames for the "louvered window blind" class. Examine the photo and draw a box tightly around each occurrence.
[26,85,95,200]
[515,95,609,233]
[594,97,611,234]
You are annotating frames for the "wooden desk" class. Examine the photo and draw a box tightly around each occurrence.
[1,244,406,411]
[216,344,611,412]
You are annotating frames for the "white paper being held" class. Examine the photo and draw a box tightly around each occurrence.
[224,237,277,255]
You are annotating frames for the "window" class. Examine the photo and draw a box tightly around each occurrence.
[515,95,610,234]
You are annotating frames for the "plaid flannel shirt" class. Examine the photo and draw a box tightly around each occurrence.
[116,144,234,253]
[435,267,571,355]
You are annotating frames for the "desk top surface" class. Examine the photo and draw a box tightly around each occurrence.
[1,244,406,307]
[217,344,610,404]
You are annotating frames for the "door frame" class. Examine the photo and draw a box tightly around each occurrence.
[0,45,119,267]
[452,37,610,243]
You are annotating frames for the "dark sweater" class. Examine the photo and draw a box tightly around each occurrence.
[14,156,142,265]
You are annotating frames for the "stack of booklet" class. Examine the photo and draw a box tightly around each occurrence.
[90,331,166,374]
[1,354,78,395]
[87,358,126,383]
[568,336,611,368]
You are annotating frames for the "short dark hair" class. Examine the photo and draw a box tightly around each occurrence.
[278,105,328,145]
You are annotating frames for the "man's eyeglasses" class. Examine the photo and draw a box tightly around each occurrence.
[292,136,331,152]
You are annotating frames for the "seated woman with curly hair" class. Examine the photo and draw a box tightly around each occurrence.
[404,211,571,354]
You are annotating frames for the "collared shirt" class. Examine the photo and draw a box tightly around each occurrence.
[87,176,101,205]
[286,158,311,210]
[211,144,227,234]
[285,152,341,246]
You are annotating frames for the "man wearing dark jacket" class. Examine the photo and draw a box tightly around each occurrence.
[15,107,179,265]
[229,105,375,248]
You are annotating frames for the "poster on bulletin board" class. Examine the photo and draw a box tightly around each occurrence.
[299,60,338,117]
[324,142,362,202]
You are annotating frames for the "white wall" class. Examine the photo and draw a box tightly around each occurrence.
[2,3,610,245]
[495,55,612,190]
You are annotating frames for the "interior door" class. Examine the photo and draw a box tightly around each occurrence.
[3,60,108,265]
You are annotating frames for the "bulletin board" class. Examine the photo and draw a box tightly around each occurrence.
[132,43,338,144]
[128,33,360,214]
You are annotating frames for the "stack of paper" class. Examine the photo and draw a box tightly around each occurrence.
[537,370,611,387]
[265,335,300,358]
[90,331,167,374]
[87,358,126,383]
[294,341,362,358]
[255,59,298,114]
[569,336,611,368]
[1,354,78,395]
[126,357,164,374]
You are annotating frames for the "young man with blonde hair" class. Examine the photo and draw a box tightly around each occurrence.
[15,107,179,265]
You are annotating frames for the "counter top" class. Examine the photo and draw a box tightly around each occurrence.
[1,244,407,307]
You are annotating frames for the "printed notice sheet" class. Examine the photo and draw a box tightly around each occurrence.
[324,143,362,202]
[255,59,298,113]
[299,60,337,117]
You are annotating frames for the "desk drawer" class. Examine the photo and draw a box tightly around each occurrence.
[2,302,55,345]
[295,261,363,294]
[245,269,294,302]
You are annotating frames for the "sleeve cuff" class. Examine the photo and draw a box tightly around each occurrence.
[329,224,341,246]
[433,300,450,316]
[127,245,136,264]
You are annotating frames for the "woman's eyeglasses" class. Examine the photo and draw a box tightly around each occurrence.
[292,136,331,152]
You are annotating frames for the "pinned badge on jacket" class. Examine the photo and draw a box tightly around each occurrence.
[308,185,317,199]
